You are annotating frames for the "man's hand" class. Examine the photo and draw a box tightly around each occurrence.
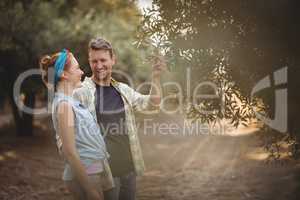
[151,55,167,79]
[148,55,166,107]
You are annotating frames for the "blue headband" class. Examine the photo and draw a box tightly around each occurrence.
[54,49,69,84]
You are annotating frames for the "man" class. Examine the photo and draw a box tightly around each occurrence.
[73,37,165,200]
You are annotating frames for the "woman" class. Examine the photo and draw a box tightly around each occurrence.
[40,49,114,200]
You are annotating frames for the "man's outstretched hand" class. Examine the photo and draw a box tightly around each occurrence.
[151,55,167,78]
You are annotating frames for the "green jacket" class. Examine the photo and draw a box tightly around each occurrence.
[73,77,160,176]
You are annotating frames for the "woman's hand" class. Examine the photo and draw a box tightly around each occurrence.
[87,188,103,200]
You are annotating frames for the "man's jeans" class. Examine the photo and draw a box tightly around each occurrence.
[104,172,136,200]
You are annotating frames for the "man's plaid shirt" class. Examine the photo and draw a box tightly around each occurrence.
[73,77,160,176]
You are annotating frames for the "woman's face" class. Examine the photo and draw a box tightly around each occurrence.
[64,54,84,88]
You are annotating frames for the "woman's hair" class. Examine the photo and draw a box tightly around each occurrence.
[39,51,71,89]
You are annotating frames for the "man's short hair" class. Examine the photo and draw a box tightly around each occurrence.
[88,37,114,58]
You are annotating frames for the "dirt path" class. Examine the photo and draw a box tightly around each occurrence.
[0,113,300,200]
[137,113,300,200]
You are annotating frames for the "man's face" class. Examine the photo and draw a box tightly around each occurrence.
[88,49,115,82]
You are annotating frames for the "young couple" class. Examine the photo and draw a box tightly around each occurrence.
[39,37,165,200]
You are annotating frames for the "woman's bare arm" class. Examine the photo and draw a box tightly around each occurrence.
[57,102,103,200]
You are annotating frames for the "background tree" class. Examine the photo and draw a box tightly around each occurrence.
[137,0,300,146]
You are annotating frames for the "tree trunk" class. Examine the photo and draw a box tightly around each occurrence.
[20,90,35,136]
[9,90,35,137]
